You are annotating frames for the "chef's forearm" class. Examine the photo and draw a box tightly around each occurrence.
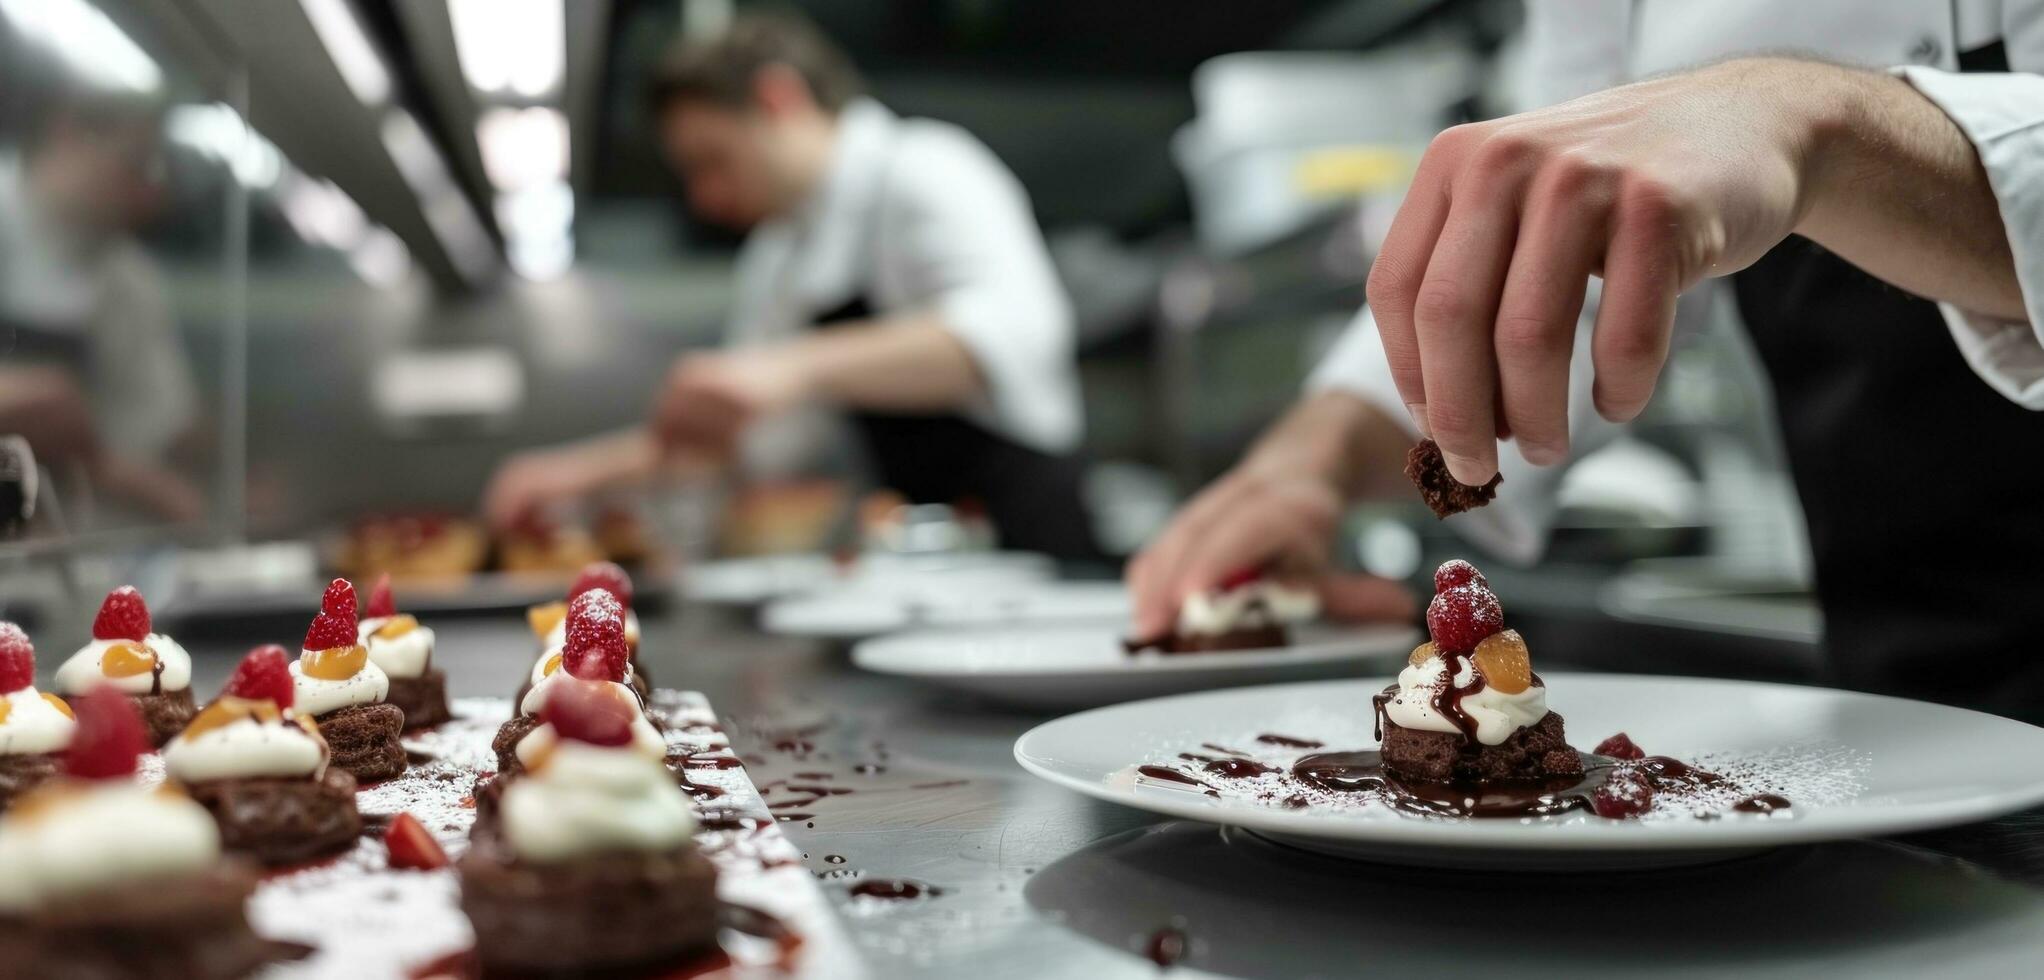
[1794,64,2026,321]
[782,313,987,411]
[1241,391,1415,502]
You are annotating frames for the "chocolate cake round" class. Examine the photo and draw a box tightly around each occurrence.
[1378,702,1583,784]
[457,827,720,973]
[0,862,301,979]
[0,752,60,811]
[1129,624,1289,655]
[384,669,452,729]
[183,768,362,865]
[134,688,198,748]
[315,703,407,781]
[489,713,545,778]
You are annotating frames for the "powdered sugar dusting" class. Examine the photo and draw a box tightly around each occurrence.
[139,693,852,978]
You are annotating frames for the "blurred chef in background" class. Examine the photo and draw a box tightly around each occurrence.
[0,84,205,524]
[1134,1,2044,717]
[484,11,1100,560]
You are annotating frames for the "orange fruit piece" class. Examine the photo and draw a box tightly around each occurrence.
[42,693,73,718]
[539,652,564,678]
[302,644,367,681]
[1408,641,1439,667]
[526,602,567,639]
[101,641,158,678]
[1473,629,1533,694]
[373,614,419,640]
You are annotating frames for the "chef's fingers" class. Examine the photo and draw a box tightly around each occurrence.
[1127,477,1247,636]
[1590,183,1682,423]
[1168,482,1335,616]
[1492,168,1607,466]
[1365,128,1466,434]
[1318,573,1419,625]
[1412,170,1522,486]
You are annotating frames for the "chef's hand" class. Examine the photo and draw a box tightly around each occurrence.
[481,430,659,530]
[0,366,101,462]
[649,349,810,456]
[1126,393,1418,638]
[1370,58,1851,487]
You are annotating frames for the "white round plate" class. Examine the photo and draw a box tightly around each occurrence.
[683,551,1053,605]
[1014,674,2044,870]
[854,622,1419,708]
[762,579,1127,641]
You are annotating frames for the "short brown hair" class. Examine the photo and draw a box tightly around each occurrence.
[647,10,865,116]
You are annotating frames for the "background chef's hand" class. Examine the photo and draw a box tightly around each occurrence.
[481,430,658,531]
[1369,57,1848,487]
[650,349,811,456]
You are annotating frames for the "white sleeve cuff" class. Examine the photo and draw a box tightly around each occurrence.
[1896,65,2044,409]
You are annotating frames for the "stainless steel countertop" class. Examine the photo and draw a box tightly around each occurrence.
[175,604,2044,979]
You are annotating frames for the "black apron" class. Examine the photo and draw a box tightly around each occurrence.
[810,295,1103,562]
[1731,42,2044,719]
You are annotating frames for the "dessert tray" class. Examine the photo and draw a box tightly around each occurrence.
[766,581,1131,643]
[854,623,1417,709]
[135,692,859,979]
[1013,675,2044,871]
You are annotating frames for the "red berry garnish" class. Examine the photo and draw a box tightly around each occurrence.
[538,677,638,747]
[64,685,149,779]
[365,574,396,619]
[1215,566,1266,592]
[384,812,449,870]
[90,585,151,642]
[1592,771,1655,819]
[569,561,634,610]
[0,622,34,694]
[563,589,628,682]
[319,578,358,620]
[1425,584,1503,655]
[1594,732,1645,761]
[223,645,295,709]
[1433,559,1487,594]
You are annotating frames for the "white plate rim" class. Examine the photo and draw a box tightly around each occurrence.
[854,623,1420,679]
[1012,673,2044,852]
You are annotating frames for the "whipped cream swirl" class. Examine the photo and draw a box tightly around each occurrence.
[1382,654,1547,746]
[0,783,221,912]
[165,714,327,783]
[0,688,75,755]
[54,635,192,696]
[1177,580,1319,637]
[358,616,435,679]
[291,653,390,717]
[500,740,695,863]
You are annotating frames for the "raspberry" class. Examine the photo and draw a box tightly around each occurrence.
[1592,771,1655,819]
[569,561,634,610]
[538,677,637,747]
[64,686,149,780]
[319,578,357,620]
[1433,559,1487,594]
[563,588,628,682]
[1215,566,1266,592]
[365,574,396,619]
[224,645,295,708]
[90,586,152,642]
[0,622,33,694]
[1594,732,1645,761]
[384,812,449,871]
[1425,584,1503,654]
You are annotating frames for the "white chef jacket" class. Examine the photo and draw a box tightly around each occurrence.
[1311,0,2044,563]
[726,98,1081,474]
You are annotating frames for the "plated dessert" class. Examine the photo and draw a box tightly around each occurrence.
[495,587,663,779]
[522,561,651,702]
[0,686,294,978]
[0,623,75,811]
[1126,569,1319,654]
[459,676,719,974]
[291,579,408,782]
[53,585,196,746]
[336,512,489,582]
[358,574,452,729]
[497,512,605,574]
[167,645,362,866]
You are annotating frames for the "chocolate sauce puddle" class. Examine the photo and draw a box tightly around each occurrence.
[1294,750,1611,818]
[847,878,943,901]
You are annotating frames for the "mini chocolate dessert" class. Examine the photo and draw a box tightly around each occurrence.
[496,588,663,780]
[521,561,651,704]
[291,579,407,782]
[0,623,75,811]
[1372,560,1582,784]
[497,513,604,574]
[53,586,197,746]
[1125,569,1319,654]
[167,646,361,866]
[357,574,452,729]
[1405,439,1502,518]
[460,677,719,974]
[0,687,297,979]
